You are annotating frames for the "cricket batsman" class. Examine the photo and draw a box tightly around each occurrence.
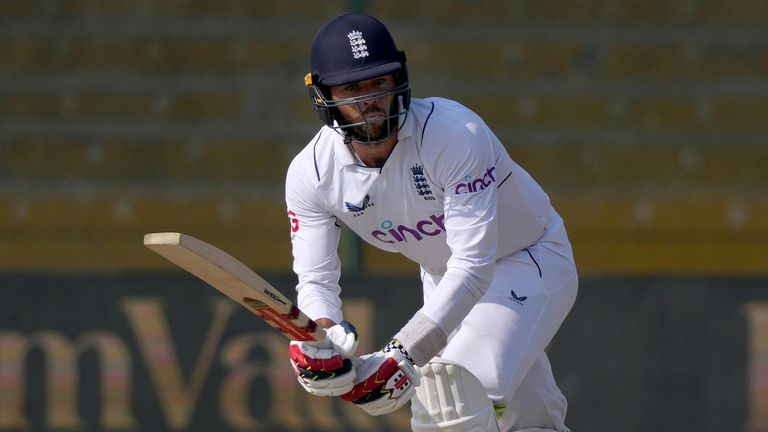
[286,13,578,432]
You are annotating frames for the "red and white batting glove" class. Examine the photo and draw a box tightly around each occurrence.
[289,320,359,397]
[341,339,420,416]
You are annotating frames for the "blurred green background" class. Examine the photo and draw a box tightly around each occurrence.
[1,1,768,431]
[2,0,766,275]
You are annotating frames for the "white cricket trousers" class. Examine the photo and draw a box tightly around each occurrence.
[421,214,578,432]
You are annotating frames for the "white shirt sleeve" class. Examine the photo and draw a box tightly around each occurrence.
[285,153,344,324]
[419,113,499,335]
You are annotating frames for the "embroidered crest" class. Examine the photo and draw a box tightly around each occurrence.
[347,30,369,59]
[411,165,435,201]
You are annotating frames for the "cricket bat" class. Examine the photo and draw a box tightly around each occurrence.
[143,232,323,341]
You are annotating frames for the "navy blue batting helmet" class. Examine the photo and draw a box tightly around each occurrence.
[309,13,406,86]
[305,14,410,143]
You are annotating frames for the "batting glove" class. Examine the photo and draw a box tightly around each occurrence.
[289,320,359,397]
[341,339,420,416]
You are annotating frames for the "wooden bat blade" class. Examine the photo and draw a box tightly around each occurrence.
[143,232,322,341]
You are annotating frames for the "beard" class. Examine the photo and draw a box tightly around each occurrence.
[350,116,390,142]
[341,96,400,144]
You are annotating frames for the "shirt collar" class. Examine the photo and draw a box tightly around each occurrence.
[332,130,358,166]
[332,108,413,167]
[397,107,415,141]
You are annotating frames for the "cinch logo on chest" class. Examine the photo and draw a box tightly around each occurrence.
[371,214,445,244]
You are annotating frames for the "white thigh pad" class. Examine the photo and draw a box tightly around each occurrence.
[410,358,500,432]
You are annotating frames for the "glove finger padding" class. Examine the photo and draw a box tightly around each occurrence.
[341,339,420,416]
[325,320,360,358]
[289,320,359,397]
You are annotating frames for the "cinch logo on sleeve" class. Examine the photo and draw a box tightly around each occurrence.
[371,214,445,244]
[454,167,497,194]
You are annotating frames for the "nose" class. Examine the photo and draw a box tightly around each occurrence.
[358,94,384,113]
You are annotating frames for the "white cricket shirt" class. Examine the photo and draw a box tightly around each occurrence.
[286,97,554,334]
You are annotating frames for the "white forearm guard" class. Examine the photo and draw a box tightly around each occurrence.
[393,310,447,366]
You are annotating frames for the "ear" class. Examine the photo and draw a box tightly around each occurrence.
[306,79,336,128]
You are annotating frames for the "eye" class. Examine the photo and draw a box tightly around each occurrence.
[344,84,359,92]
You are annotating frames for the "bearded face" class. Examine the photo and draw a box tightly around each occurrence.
[328,74,406,144]
[339,93,400,143]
